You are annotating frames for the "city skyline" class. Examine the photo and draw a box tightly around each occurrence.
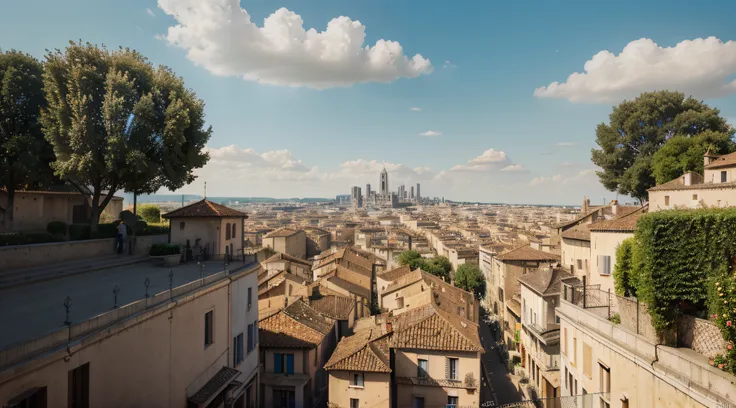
[3,0,736,204]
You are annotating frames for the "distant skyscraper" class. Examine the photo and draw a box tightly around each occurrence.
[366,184,371,200]
[380,167,389,194]
[410,186,415,200]
[351,186,362,208]
[416,183,421,202]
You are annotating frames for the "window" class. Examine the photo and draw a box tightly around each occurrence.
[664,195,670,206]
[418,359,428,378]
[351,372,364,387]
[599,363,611,407]
[226,223,231,240]
[8,387,47,408]
[234,333,244,366]
[247,323,255,352]
[583,343,592,378]
[247,287,252,310]
[396,297,404,308]
[572,336,577,367]
[598,255,611,275]
[179,221,185,230]
[204,311,214,348]
[447,396,458,407]
[722,171,728,183]
[350,399,359,408]
[68,363,90,408]
[576,259,583,270]
[563,328,567,356]
[413,397,425,408]
[446,358,458,380]
[274,353,294,374]
[232,223,237,238]
[692,194,698,201]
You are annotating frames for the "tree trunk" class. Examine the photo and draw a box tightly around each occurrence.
[133,191,137,215]
[4,188,15,231]
[89,187,102,233]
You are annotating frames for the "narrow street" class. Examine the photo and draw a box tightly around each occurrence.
[479,318,523,406]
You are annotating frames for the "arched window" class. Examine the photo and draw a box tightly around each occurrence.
[226,223,231,240]
[232,223,236,238]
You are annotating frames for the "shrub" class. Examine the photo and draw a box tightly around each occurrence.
[711,272,736,374]
[46,221,68,237]
[95,222,121,239]
[0,232,58,246]
[608,313,621,324]
[613,238,637,296]
[454,263,486,300]
[150,243,181,256]
[138,204,161,223]
[69,224,91,241]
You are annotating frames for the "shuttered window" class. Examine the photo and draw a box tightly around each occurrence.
[598,255,611,275]
[583,343,592,378]
[446,358,458,380]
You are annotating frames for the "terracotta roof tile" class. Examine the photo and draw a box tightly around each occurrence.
[163,199,247,219]
[518,267,574,296]
[327,276,371,299]
[589,205,648,232]
[308,295,355,320]
[324,322,391,373]
[561,224,591,241]
[258,299,334,348]
[389,304,483,352]
[265,228,302,238]
[262,252,312,266]
[495,246,560,262]
[377,265,413,282]
[704,152,736,169]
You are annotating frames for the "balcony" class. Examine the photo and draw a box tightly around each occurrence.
[524,321,560,346]
[531,349,560,371]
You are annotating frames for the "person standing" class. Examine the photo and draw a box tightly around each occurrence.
[117,220,127,254]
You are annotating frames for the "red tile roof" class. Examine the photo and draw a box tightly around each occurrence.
[324,322,391,373]
[389,304,483,352]
[163,199,247,218]
[495,246,560,262]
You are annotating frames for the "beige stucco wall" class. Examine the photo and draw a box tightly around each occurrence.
[561,238,590,280]
[0,280,230,407]
[263,231,307,260]
[218,217,243,255]
[381,284,431,314]
[649,187,736,212]
[170,217,220,253]
[558,300,735,407]
[394,349,481,408]
[0,191,122,232]
[328,371,390,408]
[590,231,632,294]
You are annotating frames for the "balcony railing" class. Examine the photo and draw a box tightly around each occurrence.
[532,350,560,370]
[524,321,560,346]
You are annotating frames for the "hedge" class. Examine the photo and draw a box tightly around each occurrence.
[0,232,59,246]
[46,221,68,236]
[630,208,736,370]
[150,243,180,256]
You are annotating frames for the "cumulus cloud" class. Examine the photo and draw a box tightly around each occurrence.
[557,142,577,147]
[500,164,526,172]
[530,174,562,186]
[146,7,156,16]
[410,107,421,111]
[449,149,522,172]
[157,0,432,89]
[207,145,312,173]
[418,130,442,137]
[443,60,457,68]
[534,37,736,103]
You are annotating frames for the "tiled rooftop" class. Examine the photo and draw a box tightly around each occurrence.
[495,245,560,262]
[324,321,391,373]
[163,199,247,218]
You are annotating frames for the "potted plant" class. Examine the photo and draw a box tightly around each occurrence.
[150,243,182,266]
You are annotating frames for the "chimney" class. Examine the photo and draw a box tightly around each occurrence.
[582,196,589,213]
[610,199,619,215]
[704,148,717,168]
[683,173,692,186]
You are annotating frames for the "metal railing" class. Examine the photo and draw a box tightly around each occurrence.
[497,392,611,408]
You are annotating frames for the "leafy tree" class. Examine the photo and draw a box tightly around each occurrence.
[137,204,161,223]
[41,42,210,231]
[423,255,452,281]
[591,91,733,202]
[0,50,53,229]
[398,250,422,267]
[453,263,485,300]
[651,131,736,184]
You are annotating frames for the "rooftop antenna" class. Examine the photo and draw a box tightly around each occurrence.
[204,181,207,199]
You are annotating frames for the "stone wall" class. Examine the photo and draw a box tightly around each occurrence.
[678,315,727,359]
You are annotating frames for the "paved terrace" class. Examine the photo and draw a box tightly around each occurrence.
[0,258,247,349]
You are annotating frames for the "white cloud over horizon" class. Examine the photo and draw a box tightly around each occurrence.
[146,7,156,16]
[410,107,421,111]
[418,130,442,136]
[534,37,736,103]
[157,0,432,89]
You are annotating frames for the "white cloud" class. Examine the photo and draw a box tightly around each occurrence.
[157,0,432,89]
[449,149,519,172]
[500,164,526,172]
[146,7,156,16]
[443,60,457,68]
[410,107,421,111]
[534,37,736,103]
[557,142,578,147]
[530,174,562,186]
[207,145,311,173]
[418,130,442,137]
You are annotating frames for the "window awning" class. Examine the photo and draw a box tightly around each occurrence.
[188,366,241,408]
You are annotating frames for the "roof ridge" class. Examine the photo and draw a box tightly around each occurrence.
[432,305,483,351]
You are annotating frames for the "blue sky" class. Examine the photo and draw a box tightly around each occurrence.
[3,0,736,205]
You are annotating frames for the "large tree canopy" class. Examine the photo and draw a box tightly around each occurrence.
[591,91,733,201]
[453,263,485,300]
[651,131,736,185]
[396,250,452,281]
[41,42,210,230]
[0,50,53,230]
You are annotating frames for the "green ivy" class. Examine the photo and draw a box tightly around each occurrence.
[613,238,636,297]
[632,208,736,350]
